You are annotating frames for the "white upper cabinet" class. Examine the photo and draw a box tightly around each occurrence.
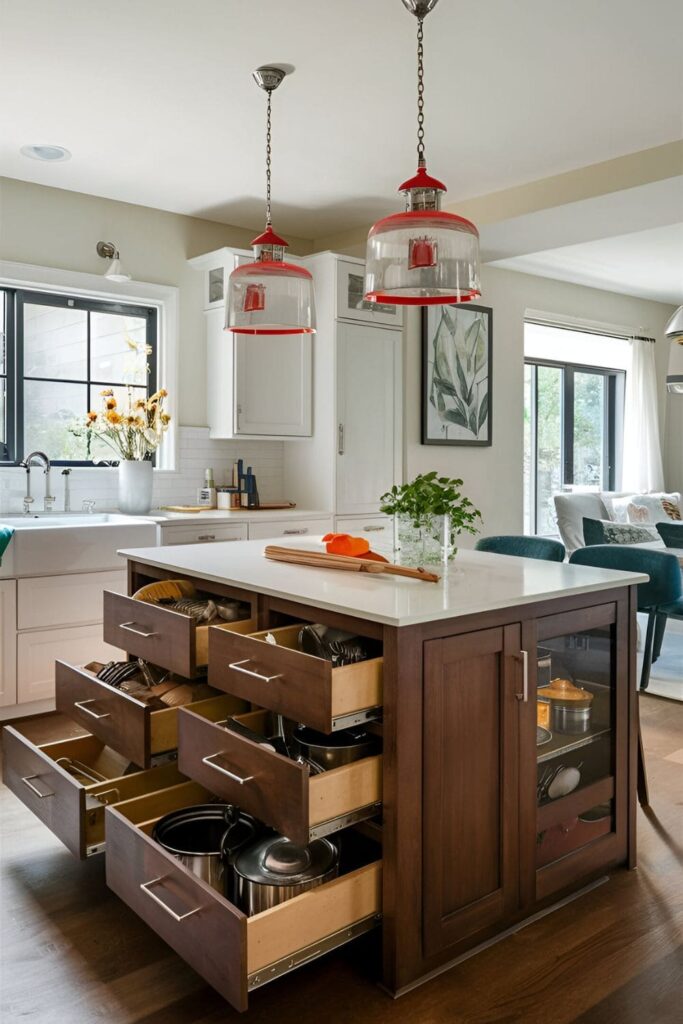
[336,322,400,515]
[335,258,404,328]
[193,249,312,440]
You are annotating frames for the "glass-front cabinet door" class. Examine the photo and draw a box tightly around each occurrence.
[520,600,630,903]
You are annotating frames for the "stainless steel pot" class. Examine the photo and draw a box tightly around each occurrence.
[234,835,339,915]
[152,804,259,898]
[551,702,592,735]
[292,724,380,771]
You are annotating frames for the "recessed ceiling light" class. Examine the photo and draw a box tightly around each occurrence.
[20,144,71,162]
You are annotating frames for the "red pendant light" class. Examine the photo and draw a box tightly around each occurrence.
[364,0,481,306]
[226,66,316,335]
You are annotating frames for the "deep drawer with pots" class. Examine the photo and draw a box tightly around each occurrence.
[208,623,383,733]
[177,705,383,846]
[102,590,257,679]
[2,726,185,858]
[56,663,249,769]
[105,780,382,1013]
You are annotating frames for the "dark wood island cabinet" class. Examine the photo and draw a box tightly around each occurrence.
[3,540,643,1011]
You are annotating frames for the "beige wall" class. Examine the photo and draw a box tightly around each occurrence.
[0,177,310,425]
[403,266,678,542]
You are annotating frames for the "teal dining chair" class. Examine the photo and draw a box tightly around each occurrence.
[570,545,683,808]
[475,535,566,561]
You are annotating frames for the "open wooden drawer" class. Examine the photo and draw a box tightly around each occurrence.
[55,663,250,768]
[105,781,382,1013]
[208,623,383,733]
[102,590,257,679]
[2,726,185,858]
[178,705,382,846]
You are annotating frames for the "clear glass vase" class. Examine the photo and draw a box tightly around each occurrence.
[395,513,457,566]
[118,459,153,515]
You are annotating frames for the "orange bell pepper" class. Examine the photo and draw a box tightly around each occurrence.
[322,533,370,556]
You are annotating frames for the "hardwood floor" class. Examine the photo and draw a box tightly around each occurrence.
[2,694,681,1024]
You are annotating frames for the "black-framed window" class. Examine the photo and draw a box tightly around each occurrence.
[524,359,625,536]
[0,288,157,466]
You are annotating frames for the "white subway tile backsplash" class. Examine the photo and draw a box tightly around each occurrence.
[0,428,285,513]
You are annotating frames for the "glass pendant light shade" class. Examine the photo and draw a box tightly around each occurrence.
[224,66,315,335]
[364,1,481,307]
[364,169,480,304]
[226,228,316,335]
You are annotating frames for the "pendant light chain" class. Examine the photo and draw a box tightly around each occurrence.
[416,16,426,166]
[265,89,273,227]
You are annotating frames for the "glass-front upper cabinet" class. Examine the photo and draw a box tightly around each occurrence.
[529,603,628,885]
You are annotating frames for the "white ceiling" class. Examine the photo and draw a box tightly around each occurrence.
[1,0,682,239]
[490,222,683,304]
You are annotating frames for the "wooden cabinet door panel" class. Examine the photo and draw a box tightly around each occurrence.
[423,625,521,956]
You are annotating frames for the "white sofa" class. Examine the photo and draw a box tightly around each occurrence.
[553,491,681,555]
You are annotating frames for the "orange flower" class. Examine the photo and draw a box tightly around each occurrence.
[100,388,114,397]
[105,397,117,410]
[160,412,171,425]
[106,410,123,425]
[86,411,98,423]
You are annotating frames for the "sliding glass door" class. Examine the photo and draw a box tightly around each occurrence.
[524,361,624,536]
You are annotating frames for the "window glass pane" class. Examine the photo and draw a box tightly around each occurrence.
[24,303,87,380]
[86,385,148,462]
[24,380,88,460]
[0,291,6,375]
[90,312,149,386]
[536,365,562,536]
[573,372,605,488]
[0,378,5,447]
[523,364,533,535]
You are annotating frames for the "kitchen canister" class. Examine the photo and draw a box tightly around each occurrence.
[537,678,594,734]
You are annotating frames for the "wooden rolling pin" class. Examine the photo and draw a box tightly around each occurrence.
[264,545,440,583]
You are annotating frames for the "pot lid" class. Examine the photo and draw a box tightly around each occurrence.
[538,678,593,705]
[234,836,338,886]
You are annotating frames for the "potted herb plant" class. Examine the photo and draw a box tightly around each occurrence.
[379,471,482,564]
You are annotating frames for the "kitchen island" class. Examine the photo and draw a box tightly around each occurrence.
[3,539,645,1011]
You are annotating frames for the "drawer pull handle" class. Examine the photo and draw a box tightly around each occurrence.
[202,753,254,786]
[21,775,54,799]
[228,659,283,684]
[363,525,385,532]
[119,621,160,638]
[197,534,216,541]
[283,528,308,535]
[140,877,201,921]
[74,699,111,720]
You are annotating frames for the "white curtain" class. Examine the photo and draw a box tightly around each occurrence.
[622,336,665,492]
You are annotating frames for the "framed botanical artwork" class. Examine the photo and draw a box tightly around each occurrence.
[421,304,493,446]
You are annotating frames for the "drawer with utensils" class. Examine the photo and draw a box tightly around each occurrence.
[208,623,383,733]
[102,588,257,679]
[177,704,383,847]
[2,725,185,858]
[105,780,382,1013]
[56,661,249,768]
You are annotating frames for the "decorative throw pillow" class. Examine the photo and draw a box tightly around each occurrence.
[627,503,651,524]
[626,492,682,524]
[603,522,659,544]
[662,499,682,521]
[601,494,633,523]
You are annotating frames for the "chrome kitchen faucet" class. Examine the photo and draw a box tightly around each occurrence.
[20,451,55,513]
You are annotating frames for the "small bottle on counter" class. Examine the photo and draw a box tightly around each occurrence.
[197,468,217,508]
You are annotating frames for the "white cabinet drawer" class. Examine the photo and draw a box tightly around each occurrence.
[17,625,124,705]
[247,517,333,541]
[159,523,248,546]
[17,571,127,631]
[335,515,392,539]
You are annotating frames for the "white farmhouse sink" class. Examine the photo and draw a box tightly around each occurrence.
[0,513,158,578]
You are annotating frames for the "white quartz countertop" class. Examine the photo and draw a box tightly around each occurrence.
[118,537,648,627]
[150,508,331,525]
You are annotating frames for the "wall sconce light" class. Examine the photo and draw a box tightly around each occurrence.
[96,241,131,282]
